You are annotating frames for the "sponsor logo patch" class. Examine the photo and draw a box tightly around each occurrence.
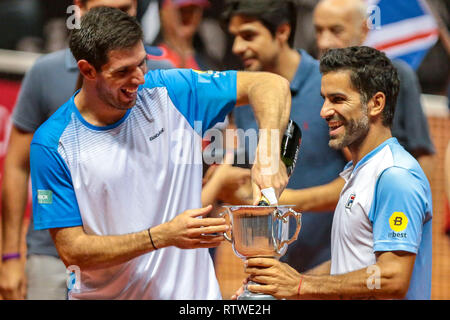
[345,193,356,209]
[37,190,53,204]
[388,212,408,238]
[389,211,408,232]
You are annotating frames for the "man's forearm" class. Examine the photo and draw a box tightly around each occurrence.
[301,268,379,299]
[304,260,331,276]
[201,167,225,207]
[301,267,392,300]
[249,74,290,147]
[279,177,344,212]
[50,226,155,270]
[236,71,291,133]
[1,127,34,255]
[246,73,290,178]
[300,252,415,300]
[1,163,30,255]
[238,72,291,199]
[251,78,290,133]
[50,207,227,270]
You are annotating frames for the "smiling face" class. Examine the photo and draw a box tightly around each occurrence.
[320,70,370,150]
[95,41,147,110]
[228,15,281,71]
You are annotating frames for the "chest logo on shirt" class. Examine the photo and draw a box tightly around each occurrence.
[149,128,165,141]
[389,212,408,232]
[345,193,356,209]
[194,70,226,83]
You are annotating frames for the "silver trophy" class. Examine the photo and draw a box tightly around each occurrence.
[221,205,301,300]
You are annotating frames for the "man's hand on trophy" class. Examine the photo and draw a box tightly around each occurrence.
[251,154,288,205]
[244,258,302,300]
[152,205,229,249]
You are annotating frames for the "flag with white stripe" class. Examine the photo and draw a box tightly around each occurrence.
[364,0,439,70]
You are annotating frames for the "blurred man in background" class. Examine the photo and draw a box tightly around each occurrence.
[224,0,348,273]
[313,0,435,178]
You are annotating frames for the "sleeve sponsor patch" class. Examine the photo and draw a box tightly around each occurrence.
[37,189,53,204]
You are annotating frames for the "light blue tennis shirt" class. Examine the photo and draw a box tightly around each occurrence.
[331,138,432,299]
[29,69,237,299]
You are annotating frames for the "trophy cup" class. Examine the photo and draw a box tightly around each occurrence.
[221,205,301,300]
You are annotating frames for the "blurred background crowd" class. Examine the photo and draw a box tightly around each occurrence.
[0,0,448,94]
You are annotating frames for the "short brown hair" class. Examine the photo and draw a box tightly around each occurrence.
[69,6,143,71]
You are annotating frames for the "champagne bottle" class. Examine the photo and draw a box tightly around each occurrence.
[258,120,302,206]
[281,119,302,177]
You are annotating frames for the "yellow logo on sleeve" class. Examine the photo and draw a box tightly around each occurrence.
[389,212,408,232]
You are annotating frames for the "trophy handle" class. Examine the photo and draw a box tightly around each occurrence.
[275,208,302,254]
[219,211,232,242]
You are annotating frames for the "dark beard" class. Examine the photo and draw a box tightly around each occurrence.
[329,108,370,150]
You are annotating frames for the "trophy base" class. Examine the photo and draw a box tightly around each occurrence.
[237,282,277,300]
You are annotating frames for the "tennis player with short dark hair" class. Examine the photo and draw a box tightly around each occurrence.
[30,7,291,299]
[242,46,432,300]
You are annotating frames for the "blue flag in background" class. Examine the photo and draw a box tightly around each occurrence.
[364,0,439,70]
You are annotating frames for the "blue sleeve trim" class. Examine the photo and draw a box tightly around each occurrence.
[373,241,419,254]
[30,143,83,230]
[34,218,83,231]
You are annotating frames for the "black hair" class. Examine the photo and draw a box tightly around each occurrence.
[69,6,143,71]
[320,46,400,127]
[222,0,297,47]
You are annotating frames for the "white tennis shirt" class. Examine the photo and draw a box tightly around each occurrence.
[331,138,432,299]
[30,69,237,299]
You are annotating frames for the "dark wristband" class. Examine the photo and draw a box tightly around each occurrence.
[148,228,158,250]
[2,253,21,262]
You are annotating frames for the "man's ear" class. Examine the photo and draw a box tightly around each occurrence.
[368,91,386,118]
[77,60,97,81]
[276,23,291,44]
